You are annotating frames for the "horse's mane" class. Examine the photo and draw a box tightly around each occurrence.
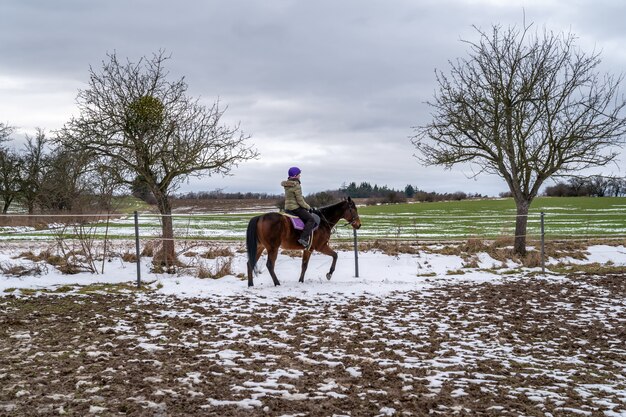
[319,199,347,212]
[316,199,349,226]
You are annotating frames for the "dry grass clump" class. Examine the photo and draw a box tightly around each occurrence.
[201,246,234,259]
[490,236,515,249]
[0,262,46,277]
[420,236,591,268]
[465,238,490,253]
[121,252,137,262]
[45,254,66,267]
[549,262,626,275]
[141,241,157,257]
[17,250,48,262]
[17,250,65,267]
[462,258,480,269]
[56,262,82,275]
[544,240,588,260]
[19,250,85,275]
[351,240,421,256]
[197,257,233,279]
[521,250,542,268]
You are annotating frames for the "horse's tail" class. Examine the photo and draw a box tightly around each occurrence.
[246,215,261,273]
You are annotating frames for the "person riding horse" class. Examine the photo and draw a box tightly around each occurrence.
[281,167,316,247]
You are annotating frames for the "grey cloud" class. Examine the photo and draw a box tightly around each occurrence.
[1,0,625,196]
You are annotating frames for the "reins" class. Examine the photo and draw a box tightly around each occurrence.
[314,208,337,234]
[316,200,360,233]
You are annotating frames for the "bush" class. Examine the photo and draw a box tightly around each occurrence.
[201,246,234,259]
[197,257,232,279]
[365,192,406,206]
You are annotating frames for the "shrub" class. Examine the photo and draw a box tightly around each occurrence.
[197,257,233,279]
[122,252,137,262]
[0,262,46,277]
[201,246,234,259]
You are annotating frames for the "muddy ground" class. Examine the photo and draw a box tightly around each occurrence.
[1,272,625,416]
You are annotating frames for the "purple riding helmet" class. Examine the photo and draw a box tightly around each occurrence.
[288,167,301,178]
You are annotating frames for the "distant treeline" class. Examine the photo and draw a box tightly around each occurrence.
[542,176,626,197]
[173,189,281,200]
[171,182,487,207]
[497,175,626,198]
[341,182,484,205]
[172,182,485,206]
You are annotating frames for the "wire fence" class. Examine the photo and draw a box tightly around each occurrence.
[1,209,625,286]
[1,210,625,242]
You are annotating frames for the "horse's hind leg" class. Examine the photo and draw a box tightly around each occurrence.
[247,246,265,287]
[266,247,281,286]
[299,250,312,283]
[247,262,254,287]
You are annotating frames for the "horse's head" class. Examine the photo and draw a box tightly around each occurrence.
[343,197,361,229]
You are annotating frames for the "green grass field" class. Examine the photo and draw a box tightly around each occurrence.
[1,197,625,242]
[356,197,626,240]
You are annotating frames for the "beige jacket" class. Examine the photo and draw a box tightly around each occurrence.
[281,179,311,211]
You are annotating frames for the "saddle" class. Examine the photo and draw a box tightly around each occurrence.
[281,211,321,231]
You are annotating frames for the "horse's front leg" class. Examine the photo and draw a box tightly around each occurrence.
[299,250,312,283]
[318,244,338,280]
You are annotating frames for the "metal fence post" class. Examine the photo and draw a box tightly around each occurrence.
[353,228,359,278]
[134,211,141,287]
[541,211,546,275]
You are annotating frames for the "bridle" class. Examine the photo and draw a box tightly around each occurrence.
[316,200,360,232]
[345,203,360,227]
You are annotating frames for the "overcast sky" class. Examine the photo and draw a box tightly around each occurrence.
[2,0,626,196]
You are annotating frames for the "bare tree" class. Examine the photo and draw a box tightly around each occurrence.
[0,123,13,144]
[587,175,610,197]
[413,23,626,254]
[38,144,95,212]
[0,148,22,213]
[607,176,626,197]
[20,128,49,214]
[61,51,258,265]
[0,122,18,213]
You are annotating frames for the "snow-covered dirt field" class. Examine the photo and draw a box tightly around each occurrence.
[1,244,625,416]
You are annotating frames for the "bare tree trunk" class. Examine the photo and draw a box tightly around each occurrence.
[2,198,12,214]
[154,191,176,267]
[513,199,529,256]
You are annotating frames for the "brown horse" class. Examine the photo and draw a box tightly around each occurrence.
[246,197,361,287]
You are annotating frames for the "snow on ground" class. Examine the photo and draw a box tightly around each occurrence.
[2,243,624,297]
[1,243,626,416]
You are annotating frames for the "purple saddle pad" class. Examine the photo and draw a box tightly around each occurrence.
[289,217,305,230]
[288,213,320,230]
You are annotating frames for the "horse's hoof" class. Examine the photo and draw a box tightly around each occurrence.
[326,273,332,280]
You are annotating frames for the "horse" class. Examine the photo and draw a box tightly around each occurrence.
[245,197,361,287]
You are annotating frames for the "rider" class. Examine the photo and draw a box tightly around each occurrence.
[282,167,316,247]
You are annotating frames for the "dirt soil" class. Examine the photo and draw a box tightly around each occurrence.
[1,273,625,416]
